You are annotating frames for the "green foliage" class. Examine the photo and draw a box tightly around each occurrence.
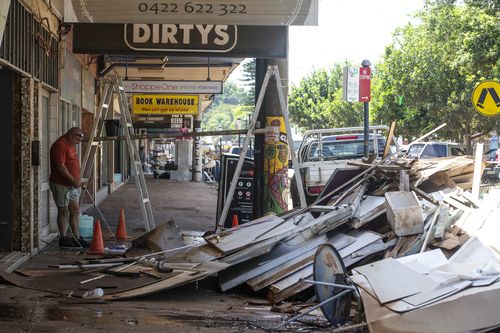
[288,63,364,129]
[202,81,253,135]
[371,1,500,142]
[210,81,249,108]
[240,58,256,104]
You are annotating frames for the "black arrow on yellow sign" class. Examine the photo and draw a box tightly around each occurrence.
[476,87,500,109]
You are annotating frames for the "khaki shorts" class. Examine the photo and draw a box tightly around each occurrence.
[49,182,81,208]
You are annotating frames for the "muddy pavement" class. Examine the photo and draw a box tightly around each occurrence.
[0,276,334,333]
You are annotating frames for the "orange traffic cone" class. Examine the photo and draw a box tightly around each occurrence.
[88,219,104,255]
[231,214,239,228]
[115,209,128,240]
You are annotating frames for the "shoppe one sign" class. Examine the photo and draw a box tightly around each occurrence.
[73,24,287,57]
[124,80,222,94]
[64,0,318,26]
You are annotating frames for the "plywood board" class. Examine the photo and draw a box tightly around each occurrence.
[355,258,439,304]
[247,232,356,291]
[0,269,183,298]
[204,216,287,254]
[351,196,386,228]
[167,243,223,263]
[269,266,312,293]
[104,270,208,300]
[339,230,382,258]
[266,274,313,303]
[218,235,327,291]
[357,274,500,333]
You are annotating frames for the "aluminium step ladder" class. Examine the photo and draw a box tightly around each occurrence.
[80,77,155,231]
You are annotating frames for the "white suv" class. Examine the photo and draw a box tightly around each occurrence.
[291,126,390,206]
[405,142,466,159]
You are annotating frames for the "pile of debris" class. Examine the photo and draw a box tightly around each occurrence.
[157,154,498,331]
[2,153,498,332]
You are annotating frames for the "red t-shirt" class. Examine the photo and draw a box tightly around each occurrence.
[49,136,80,186]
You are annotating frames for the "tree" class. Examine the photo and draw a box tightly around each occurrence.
[209,81,249,108]
[371,0,500,149]
[240,58,256,105]
[202,81,253,144]
[288,63,364,129]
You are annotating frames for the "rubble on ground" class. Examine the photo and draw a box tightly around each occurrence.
[1,154,499,332]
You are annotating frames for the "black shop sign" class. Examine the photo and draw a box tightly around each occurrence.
[216,154,255,229]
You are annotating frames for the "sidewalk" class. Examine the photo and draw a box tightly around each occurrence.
[90,176,218,235]
[0,178,294,333]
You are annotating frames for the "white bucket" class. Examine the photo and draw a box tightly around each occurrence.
[79,215,94,239]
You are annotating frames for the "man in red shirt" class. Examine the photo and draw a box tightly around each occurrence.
[49,127,89,247]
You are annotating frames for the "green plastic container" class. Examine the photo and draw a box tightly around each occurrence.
[79,215,94,239]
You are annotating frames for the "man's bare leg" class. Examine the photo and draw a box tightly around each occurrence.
[68,200,80,239]
[56,206,67,237]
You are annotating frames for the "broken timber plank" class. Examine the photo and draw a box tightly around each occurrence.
[204,215,287,255]
[347,161,403,171]
[267,267,312,298]
[218,235,328,292]
[246,232,356,292]
[265,231,384,302]
[383,120,397,159]
[104,270,208,300]
[166,243,223,263]
[266,274,313,303]
[247,254,314,292]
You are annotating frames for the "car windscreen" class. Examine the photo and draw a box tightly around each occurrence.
[421,144,447,158]
[407,143,425,158]
[307,138,385,161]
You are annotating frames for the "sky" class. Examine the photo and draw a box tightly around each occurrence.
[230,0,425,87]
[288,0,425,86]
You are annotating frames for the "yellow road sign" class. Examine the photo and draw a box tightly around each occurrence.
[471,80,500,117]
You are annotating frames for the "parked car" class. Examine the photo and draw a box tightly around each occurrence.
[483,148,500,183]
[405,141,467,159]
[290,126,390,207]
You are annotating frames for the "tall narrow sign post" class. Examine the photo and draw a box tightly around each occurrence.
[360,60,371,157]
[343,60,372,158]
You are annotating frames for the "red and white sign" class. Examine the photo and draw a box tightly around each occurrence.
[343,67,371,102]
[359,67,371,102]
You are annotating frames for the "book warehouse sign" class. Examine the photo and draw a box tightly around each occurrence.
[132,94,200,115]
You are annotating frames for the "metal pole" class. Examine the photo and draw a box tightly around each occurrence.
[363,101,369,158]
[273,66,307,208]
[301,279,357,291]
[272,289,352,330]
[192,114,203,181]
[216,68,272,231]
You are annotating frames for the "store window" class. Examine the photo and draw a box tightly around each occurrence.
[59,100,81,134]
[60,100,71,135]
